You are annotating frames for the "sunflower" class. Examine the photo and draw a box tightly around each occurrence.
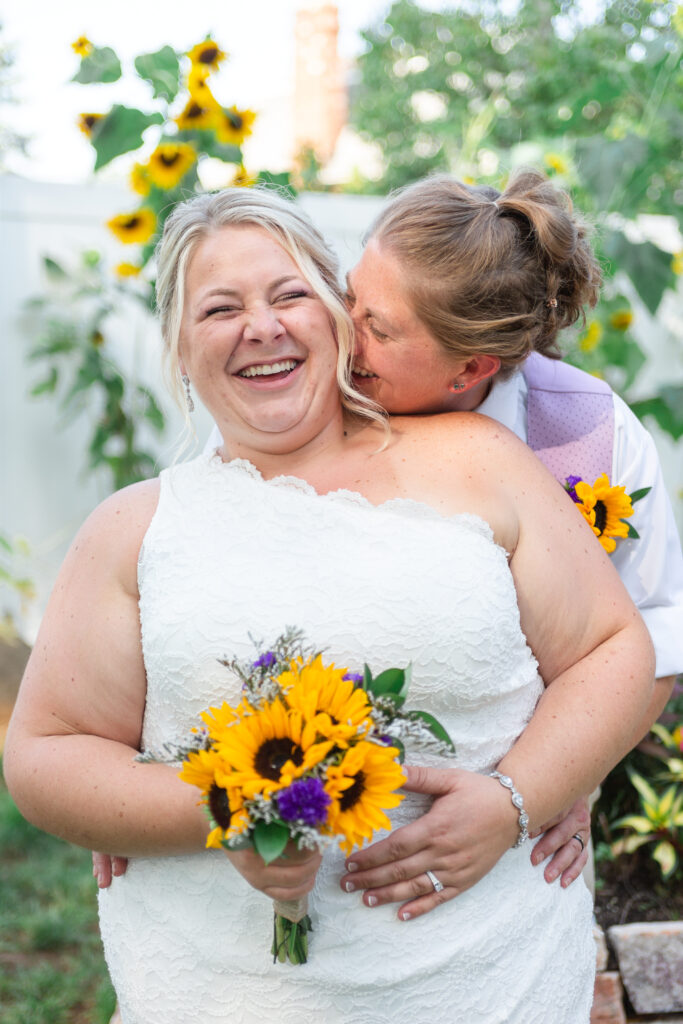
[107,208,156,245]
[215,106,257,146]
[174,97,218,132]
[325,741,405,856]
[77,112,104,137]
[187,39,227,72]
[179,747,250,848]
[544,152,569,175]
[672,251,683,276]
[187,65,219,107]
[115,262,141,278]
[609,310,634,331]
[282,655,373,747]
[146,142,197,190]
[573,473,634,553]
[579,321,603,353]
[72,36,93,58]
[213,699,335,799]
[231,165,258,188]
[129,162,151,197]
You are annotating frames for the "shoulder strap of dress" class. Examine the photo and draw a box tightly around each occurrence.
[523,352,615,486]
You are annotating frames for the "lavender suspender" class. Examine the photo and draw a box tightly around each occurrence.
[523,352,615,486]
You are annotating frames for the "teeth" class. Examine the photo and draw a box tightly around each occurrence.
[352,366,376,378]
[238,360,298,378]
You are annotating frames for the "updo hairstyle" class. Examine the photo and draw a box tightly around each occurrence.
[155,186,383,426]
[366,169,602,375]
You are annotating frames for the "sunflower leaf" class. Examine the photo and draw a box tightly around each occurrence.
[201,138,243,163]
[253,821,289,865]
[624,521,640,539]
[92,105,164,171]
[72,46,122,84]
[134,46,181,103]
[366,668,407,698]
[629,487,652,504]
[406,710,455,751]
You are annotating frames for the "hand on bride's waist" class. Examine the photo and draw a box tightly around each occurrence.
[227,841,322,902]
[338,764,519,921]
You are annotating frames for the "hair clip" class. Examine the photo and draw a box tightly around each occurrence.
[546,297,558,308]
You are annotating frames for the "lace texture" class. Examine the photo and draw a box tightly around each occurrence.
[99,452,595,1023]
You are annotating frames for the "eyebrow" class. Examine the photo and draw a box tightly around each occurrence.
[199,275,305,301]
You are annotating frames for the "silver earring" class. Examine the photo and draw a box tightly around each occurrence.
[182,374,195,413]
[451,382,466,392]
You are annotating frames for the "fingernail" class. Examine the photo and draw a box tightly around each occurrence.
[96,873,103,886]
[401,911,411,921]
[367,895,378,907]
[546,870,557,882]
[344,881,355,893]
[531,851,541,866]
[346,861,358,873]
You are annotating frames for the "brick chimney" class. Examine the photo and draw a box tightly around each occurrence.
[293,4,347,165]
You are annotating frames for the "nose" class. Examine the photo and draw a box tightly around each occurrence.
[242,304,286,344]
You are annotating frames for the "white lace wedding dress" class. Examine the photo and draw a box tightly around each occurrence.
[98,451,595,1023]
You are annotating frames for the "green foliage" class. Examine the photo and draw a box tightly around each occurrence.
[0,765,116,1022]
[24,251,165,491]
[352,0,683,438]
[91,105,165,171]
[71,45,122,85]
[134,46,181,103]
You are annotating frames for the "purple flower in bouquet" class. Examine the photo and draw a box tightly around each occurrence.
[342,671,363,685]
[253,651,277,670]
[277,777,331,827]
[564,475,583,504]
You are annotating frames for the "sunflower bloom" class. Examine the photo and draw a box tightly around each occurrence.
[609,310,634,330]
[544,152,569,175]
[129,162,151,196]
[325,741,405,855]
[579,320,603,352]
[187,65,220,108]
[179,747,250,847]
[174,97,218,132]
[187,39,227,71]
[115,262,141,278]
[107,208,156,245]
[77,112,104,137]
[72,36,93,58]
[146,142,197,190]
[672,251,683,276]
[215,106,257,146]
[231,165,258,188]
[283,655,373,747]
[574,473,634,553]
[213,699,334,798]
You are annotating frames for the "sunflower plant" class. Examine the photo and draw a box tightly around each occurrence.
[70,34,293,286]
[144,627,455,965]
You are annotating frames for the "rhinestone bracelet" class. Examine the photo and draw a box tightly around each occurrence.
[489,770,529,848]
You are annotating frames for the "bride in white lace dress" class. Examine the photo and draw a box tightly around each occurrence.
[5,187,654,1024]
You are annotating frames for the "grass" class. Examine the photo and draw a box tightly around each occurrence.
[0,761,116,1024]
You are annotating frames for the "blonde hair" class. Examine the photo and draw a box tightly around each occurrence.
[367,169,602,376]
[155,186,384,427]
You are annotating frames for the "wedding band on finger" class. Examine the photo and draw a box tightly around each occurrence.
[571,833,585,852]
[425,870,444,894]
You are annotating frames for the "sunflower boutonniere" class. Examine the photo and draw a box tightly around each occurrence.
[564,474,651,553]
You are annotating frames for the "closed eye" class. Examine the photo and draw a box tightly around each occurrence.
[276,290,310,302]
[369,322,389,341]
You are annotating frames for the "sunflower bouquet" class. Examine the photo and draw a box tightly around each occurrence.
[173,628,454,964]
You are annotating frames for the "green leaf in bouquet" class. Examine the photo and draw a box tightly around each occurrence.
[406,710,455,752]
[390,736,405,764]
[92,105,164,170]
[365,667,409,699]
[629,487,651,504]
[134,46,181,103]
[72,46,122,84]
[624,522,640,539]
[43,256,68,279]
[253,821,289,865]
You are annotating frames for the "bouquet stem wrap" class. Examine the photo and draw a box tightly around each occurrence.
[272,896,312,965]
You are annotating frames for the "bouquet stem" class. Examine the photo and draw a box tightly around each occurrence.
[271,897,312,965]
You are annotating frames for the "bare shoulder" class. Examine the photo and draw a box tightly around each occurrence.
[389,411,536,474]
[65,477,160,595]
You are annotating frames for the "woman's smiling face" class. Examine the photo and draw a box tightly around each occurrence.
[180,225,343,454]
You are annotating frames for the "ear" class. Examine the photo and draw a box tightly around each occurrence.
[450,354,500,394]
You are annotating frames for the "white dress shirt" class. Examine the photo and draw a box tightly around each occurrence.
[479,371,683,677]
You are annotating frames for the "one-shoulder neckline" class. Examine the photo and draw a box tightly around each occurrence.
[203,450,510,555]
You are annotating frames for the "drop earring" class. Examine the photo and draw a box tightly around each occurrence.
[182,373,195,413]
